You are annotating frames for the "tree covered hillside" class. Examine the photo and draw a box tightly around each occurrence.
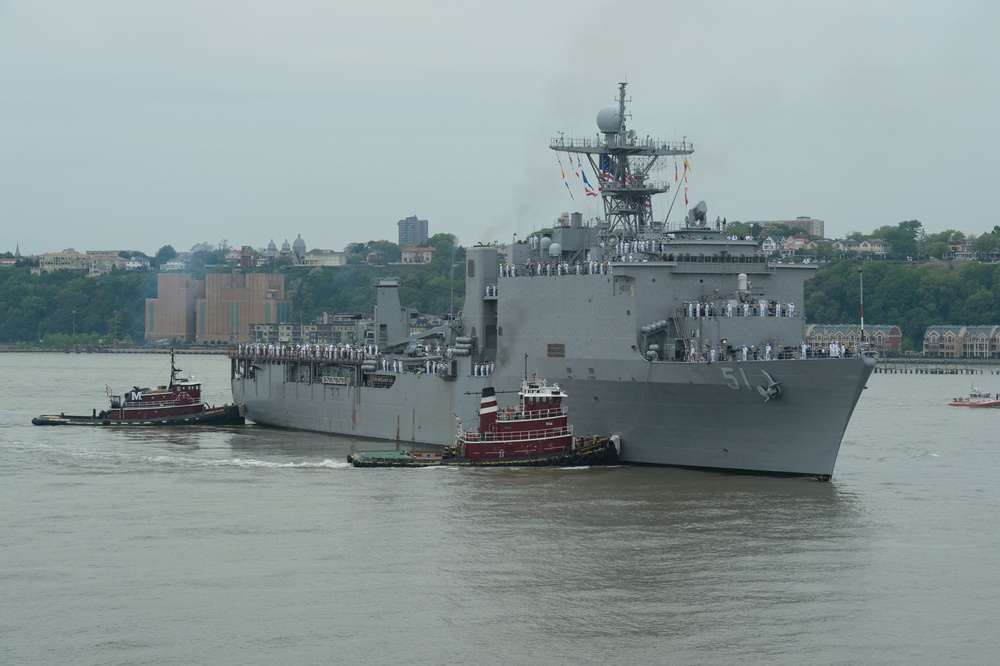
[806,259,1000,351]
[0,268,156,345]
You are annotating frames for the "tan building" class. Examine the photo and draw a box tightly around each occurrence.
[400,247,436,264]
[146,272,293,344]
[38,251,88,272]
[146,274,205,344]
[195,273,292,344]
[87,250,127,276]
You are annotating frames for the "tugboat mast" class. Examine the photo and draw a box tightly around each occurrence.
[550,81,694,241]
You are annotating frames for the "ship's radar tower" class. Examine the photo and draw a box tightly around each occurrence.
[550,81,693,242]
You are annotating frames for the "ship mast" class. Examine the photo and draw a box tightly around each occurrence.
[550,81,694,241]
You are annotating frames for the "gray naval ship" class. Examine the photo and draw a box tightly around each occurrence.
[231,82,875,480]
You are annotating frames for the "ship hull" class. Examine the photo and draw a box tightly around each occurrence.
[232,355,874,477]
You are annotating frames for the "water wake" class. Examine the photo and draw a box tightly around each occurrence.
[9,440,352,470]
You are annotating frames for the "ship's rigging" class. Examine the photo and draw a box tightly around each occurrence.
[551,81,694,242]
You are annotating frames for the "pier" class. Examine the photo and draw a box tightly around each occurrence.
[873,359,1000,375]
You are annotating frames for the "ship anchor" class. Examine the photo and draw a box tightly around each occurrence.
[756,370,783,402]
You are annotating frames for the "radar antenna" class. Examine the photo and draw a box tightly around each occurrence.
[550,81,694,243]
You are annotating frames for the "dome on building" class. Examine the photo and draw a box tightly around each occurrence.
[267,239,277,252]
[292,234,306,259]
[281,238,291,253]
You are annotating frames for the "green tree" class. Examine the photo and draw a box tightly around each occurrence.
[872,220,922,259]
[366,240,402,264]
[725,222,749,238]
[153,245,177,268]
[972,232,1000,259]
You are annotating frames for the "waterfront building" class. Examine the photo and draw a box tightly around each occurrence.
[923,325,1000,358]
[806,324,902,356]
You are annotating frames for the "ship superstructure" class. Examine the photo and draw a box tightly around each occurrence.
[231,83,875,479]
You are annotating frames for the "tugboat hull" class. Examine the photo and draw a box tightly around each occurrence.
[349,435,620,468]
[32,404,245,426]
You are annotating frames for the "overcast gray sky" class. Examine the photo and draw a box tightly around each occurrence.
[2,0,997,256]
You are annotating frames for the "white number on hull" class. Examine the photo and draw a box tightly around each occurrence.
[721,367,753,391]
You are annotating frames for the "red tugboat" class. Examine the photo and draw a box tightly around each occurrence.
[32,349,244,427]
[348,377,620,467]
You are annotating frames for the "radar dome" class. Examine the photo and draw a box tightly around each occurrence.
[548,242,562,257]
[539,237,552,252]
[597,107,621,133]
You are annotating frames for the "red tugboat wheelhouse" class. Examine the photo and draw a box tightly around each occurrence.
[348,377,620,467]
[32,349,245,427]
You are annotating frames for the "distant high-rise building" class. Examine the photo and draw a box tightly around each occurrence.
[397,215,429,247]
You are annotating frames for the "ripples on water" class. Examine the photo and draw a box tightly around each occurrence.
[2,353,999,665]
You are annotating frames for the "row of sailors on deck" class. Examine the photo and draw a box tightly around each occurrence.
[686,341,853,363]
[240,342,466,362]
[689,343,786,363]
[524,236,752,260]
[238,342,381,360]
[500,260,614,277]
[383,359,494,375]
[684,300,796,318]
[237,343,498,375]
